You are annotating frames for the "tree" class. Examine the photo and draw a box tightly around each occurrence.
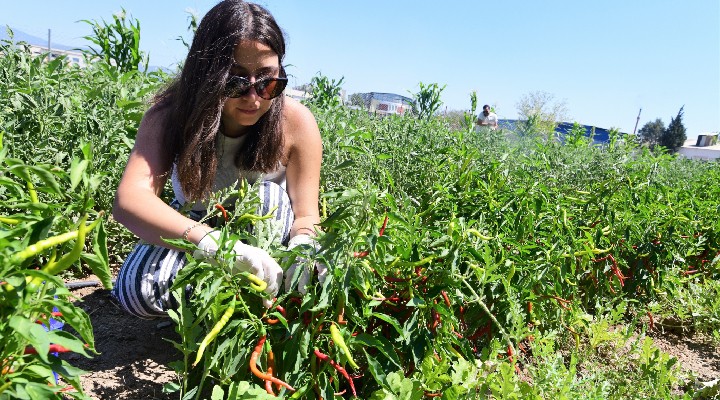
[659,106,687,153]
[515,91,569,136]
[348,93,366,108]
[637,118,665,149]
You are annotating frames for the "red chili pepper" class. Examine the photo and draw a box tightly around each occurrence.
[35,311,64,325]
[24,344,72,355]
[518,342,528,354]
[265,350,275,395]
[249,336,295,392]
[507,345,521,374]
[441,290,451,307]
[430,308,440,333]
[551,295,571,310]
[594,254,625,287]
[353,250,370,258]
[353,215,389,258]
[608,284,617,294]
[215,203,229,222]
[314,348,356,397]
[469,322,491,341]
[379,214,389,237]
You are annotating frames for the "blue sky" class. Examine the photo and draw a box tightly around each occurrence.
[4,1,719,138]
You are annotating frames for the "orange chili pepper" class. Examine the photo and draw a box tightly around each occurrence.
[215,203,229,222]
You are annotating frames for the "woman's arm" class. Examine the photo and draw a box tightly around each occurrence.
[113,104,212,247]
[282,97,322,239]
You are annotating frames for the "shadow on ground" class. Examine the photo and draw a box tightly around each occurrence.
[61,284,180,400]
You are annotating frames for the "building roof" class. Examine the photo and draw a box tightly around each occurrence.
[361,92,413,104]
[680,135,720,150]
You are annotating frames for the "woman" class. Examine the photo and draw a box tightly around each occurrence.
[112,0,322,318]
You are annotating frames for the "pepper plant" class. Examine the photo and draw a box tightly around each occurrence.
[0,136,112,399]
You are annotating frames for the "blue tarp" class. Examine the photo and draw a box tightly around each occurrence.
[497,119,624,144]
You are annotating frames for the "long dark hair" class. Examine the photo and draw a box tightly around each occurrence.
[157,0,286,202]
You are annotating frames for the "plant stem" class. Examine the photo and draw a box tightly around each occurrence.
[461,277,516,357]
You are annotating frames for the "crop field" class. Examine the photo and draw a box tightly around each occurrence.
[1,23,719,400]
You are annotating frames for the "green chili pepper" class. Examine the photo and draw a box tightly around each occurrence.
[330,323,359,369]
[42,215,88,276]
[0,216,20,225]
[193,297,236,367]
[12,215,101,266]
[245,273,267,292]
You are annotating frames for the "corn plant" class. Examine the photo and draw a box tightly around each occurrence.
[306,73,345,110]
[80,8,149,73]
[410,82,445,120]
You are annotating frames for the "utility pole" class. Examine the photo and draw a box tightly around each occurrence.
[47,29,51,62]
[632,108,642,135]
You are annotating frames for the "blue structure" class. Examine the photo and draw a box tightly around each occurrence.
[496,119,624,144]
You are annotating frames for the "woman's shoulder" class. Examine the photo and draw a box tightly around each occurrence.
[282,97,320,140]
[141,99,173,126]
[282,97,316,125]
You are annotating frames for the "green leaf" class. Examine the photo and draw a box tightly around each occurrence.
[69,158,89,191]
[9,315,51,363]
[335,159,355,169]
[46,330,92,357]
[211,385,224,400]
[50,300,95,350]
[163,382,181,394]
[339,145,367,154]
[369,371,422,400]
[83,219,112,289]
[354,333,402,369]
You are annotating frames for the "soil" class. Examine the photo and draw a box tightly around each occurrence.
[61,278,179,400]
[61,277,720,400]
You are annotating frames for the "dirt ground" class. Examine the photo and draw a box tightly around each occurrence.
[62,279,179,400]
[62,277,720,400]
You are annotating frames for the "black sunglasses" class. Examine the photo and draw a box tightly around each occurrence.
[224,75,288,100]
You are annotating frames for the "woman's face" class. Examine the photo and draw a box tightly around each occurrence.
[221,40,281,137]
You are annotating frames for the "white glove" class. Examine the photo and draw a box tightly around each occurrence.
[284,234,327,294]
[194,231,282,308]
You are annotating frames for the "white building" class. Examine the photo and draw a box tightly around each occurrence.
[1,27,87,68]
[284,88,311,102]
[28,45,87,68]
[678,133,720,160]
[357,92,413,116]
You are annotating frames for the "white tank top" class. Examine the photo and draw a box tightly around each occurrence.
[171,133,287,211]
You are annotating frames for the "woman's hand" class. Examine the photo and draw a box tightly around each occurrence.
[195,231,283,307]
[284,234,327,294]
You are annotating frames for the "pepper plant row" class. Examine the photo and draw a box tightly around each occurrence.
[162,107,719,398]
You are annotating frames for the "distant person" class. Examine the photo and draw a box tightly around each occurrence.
[476,105,498,130]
